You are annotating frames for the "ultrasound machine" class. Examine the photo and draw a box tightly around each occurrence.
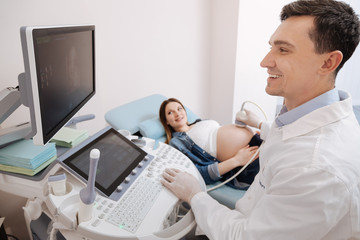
[0,24,204,240]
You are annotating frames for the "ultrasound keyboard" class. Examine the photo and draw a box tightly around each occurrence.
[106,176,162,232]
[103,143,194,233]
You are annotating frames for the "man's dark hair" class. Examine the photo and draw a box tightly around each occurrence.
[281,0,360,75]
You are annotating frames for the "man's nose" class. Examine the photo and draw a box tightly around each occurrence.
[260,51,275,68]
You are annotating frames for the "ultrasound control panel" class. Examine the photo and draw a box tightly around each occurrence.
[44,126,203,239]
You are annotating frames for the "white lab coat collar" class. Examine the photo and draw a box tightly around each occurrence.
[281,90,353,141]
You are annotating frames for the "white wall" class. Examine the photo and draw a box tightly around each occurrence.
[0,0,212,136]
[208,0,240,124]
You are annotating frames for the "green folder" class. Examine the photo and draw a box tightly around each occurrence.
[50,127,88,148]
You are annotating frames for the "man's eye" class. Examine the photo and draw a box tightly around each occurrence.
[280,48,288,53]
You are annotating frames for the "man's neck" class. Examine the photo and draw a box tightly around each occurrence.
[285,83,335,111]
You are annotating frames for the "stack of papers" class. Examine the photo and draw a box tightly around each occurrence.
[0,139,56,176]
[50,127,88,148]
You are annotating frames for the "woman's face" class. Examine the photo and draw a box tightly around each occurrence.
[164,101,188,131]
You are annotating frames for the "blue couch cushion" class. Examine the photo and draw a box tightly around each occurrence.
[105,94,167,134]
[139,117,165,140]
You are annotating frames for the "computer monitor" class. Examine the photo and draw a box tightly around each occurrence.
[18,24,95,145]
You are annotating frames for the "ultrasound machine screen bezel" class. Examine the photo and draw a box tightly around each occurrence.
[62,127,147,197]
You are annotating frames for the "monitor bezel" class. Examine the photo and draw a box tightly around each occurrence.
[19,24,95,145]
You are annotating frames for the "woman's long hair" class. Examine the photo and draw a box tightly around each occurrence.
[159,98,187,144]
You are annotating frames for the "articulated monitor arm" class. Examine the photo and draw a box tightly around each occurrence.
[0,87,21,125]
[0,86,32,148]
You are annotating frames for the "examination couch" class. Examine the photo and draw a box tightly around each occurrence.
[105,94,246,209]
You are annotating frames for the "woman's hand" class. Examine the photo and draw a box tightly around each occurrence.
[233,145,259,167]
[217,145,259,175]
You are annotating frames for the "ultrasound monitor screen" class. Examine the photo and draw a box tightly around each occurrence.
[63,128,147,196]
[33,26,95,143]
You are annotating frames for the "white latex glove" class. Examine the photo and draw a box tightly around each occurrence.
[161,168,202,204]
[236,109,262,129]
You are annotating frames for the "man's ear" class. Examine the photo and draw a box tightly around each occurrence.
[320,50,343,74]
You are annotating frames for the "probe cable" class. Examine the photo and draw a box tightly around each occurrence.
[206,101,268,192]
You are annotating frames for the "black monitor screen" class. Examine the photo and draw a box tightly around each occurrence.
[63,128,147,196]
[32,26,95,143]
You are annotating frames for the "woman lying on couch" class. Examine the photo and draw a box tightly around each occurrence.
[159,98,262,189]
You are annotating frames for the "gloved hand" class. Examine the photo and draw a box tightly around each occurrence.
[236,109,262,129]
[161,168,202,204]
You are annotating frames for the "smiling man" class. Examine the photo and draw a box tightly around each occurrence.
[161,0,360,239]
[261,15,342,110]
